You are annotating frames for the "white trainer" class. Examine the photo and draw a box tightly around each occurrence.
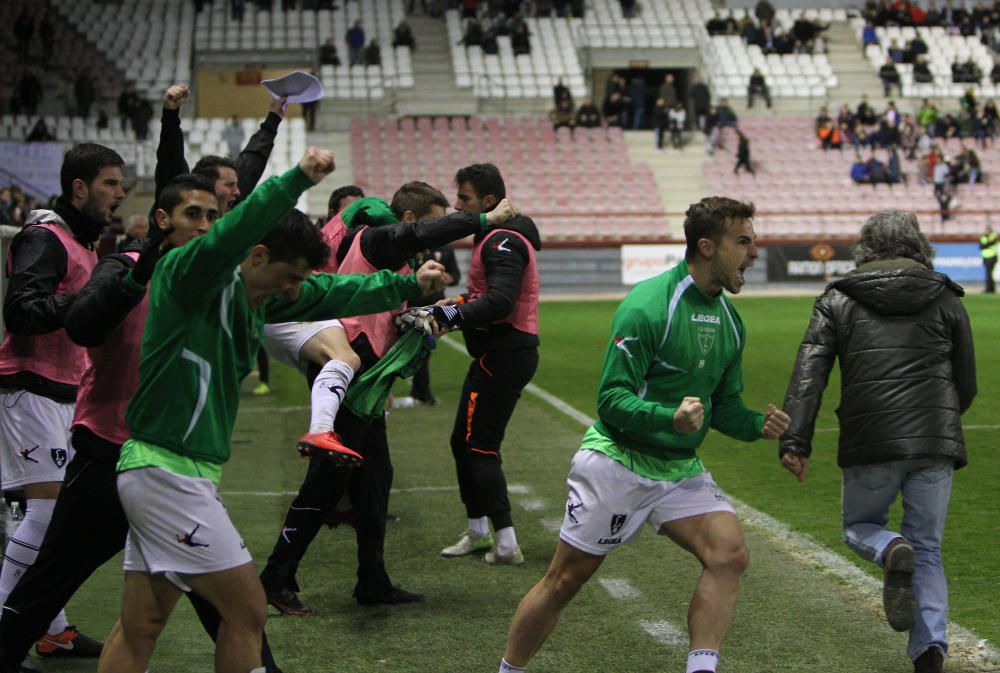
[484,545,525,566]
[440,530,494,557]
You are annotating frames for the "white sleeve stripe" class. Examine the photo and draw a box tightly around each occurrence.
[662,275,695,349]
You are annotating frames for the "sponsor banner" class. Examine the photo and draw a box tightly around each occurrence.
[766,243,855,281]
[621,244,687,285]
[0,141,63,200]
[931,242,992,283]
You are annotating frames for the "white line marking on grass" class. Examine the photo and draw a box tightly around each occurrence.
[540,518,563,533]
[508,484,532,494]
[519,498,547,512]
[509,376,1000,668]
[638,620,687,647]
[237,405,309,414]
[599,578,642,600]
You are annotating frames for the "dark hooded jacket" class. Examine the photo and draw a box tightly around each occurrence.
[780,258,976,469]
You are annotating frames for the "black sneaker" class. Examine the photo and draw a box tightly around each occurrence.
[356,585,426,606]
[883,538,916,631]
[266,586,316,617]
[914,647,944,673]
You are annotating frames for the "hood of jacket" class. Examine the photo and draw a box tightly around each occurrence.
[476,213,542,251]
[829,257,963,316]
[27,197,103,245]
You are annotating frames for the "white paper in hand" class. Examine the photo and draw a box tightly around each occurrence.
[260,70,325,104]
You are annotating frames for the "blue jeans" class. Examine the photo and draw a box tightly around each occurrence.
[842,458,954,661]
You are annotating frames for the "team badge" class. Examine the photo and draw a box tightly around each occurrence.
[696,326,716,355]
[49,448,67,468]
[610,513,627,535]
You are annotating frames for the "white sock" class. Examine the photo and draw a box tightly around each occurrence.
[308,359,355,434]
[468,517,489,538]
[499,659,525,673]
[0,500,58,614]
[496,526,518,552]
[46,609,68,636]
[248,668,266,673]
[686,649,719,673]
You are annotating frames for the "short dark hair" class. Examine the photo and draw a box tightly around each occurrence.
[455,163,506,203]
[683,196,755,261]
[327,184,365,217]
[192,155,237,183]
[259,209,330,269]
[390,181,449,221]
[156,174,216,217]
[60,143,124,198]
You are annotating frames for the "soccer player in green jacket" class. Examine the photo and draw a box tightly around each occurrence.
[497,197,791,673]
[97,148,446,673]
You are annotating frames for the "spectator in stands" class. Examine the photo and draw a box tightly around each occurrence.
[900,114,919,158]
[282,0,297,9]
[880,56,902,96]
[364,39,382,66]
[933,146,951,197]
[224,115,245,159]
[815,106,831,133]
[747,68,771,108]
[862,20,879,55]
[0,188,13,225]
[511,23,531,55]
[689,74,710,132]
[346,20,366,66]
[96,108,109,130]
[907,33,928,60]
[132,97,154,140]
[983,99,998,138]
[953,58,982,84]
[74,72,97,119]
[755,0,775,25]
[619,0,637,19]
[25,118,55,142]
[14,10,33,62]
[462,19,484,46]
[887,147,904,185]
[16,70,42,117]
[818,120,843,151]
[118,83,139,132]
[753,19,773,54]
[553,78,573,107]
[461,0,481,19]
[956,143,981,184]
[658,73,678,108]
[481,30,499,54]
[857,93,877,126]
[393,21,416,50]
[231,0,245,21]
[717,98,738,129]
[705,12,727,36]
[912,55,933,84]
[734,129,754,175]
[887,39,904,63]
[117,215,149,252]
[992,61,1000,84]
[866,153,888,187]
[39,13,54,66]
[669,102,686,149]
[851,151,872,184]
[961,87,978,113]
[319,38,341,66]
[549,97,575,132]
[602,91,626,127]
[835,103,853,129]
[575,97,601,127]
[628,77,648,129]
[653,97,669,151]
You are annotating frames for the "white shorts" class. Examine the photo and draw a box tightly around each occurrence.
[118,467,251,589]
[559,449,735,556]
[262,319,344,374]
[0,390,75,490]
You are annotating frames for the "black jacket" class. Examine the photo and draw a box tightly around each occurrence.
[780,259,977,469]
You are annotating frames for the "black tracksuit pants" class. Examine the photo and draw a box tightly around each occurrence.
[0,429,282,673]
[449,348,538,531]
[260,407,396,601]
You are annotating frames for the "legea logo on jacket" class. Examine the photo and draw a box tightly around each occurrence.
[613,336,638,358]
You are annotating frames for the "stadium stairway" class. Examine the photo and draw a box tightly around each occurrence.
[823,21,895,109]
[624,130,707,239]
[395,15,477,117]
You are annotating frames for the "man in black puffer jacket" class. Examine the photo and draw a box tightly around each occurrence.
[779,209,976,673]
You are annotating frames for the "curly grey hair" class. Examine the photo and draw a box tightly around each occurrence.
[853,209,935,269]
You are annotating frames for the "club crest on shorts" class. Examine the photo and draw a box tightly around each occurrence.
[610,513,627,535]
[49,448,67,468]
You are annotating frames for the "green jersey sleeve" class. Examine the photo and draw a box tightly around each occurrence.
[156,166,314,312]
[264,269,423,323]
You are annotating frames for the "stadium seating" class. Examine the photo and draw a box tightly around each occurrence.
[701,116,991,237]
[195,0,415,98]
[580,0,701,48]
[446,12,587,100]
[702,35,838,100]
[859,24,997,99]
[350,116,666,241]
[48,0,193,101]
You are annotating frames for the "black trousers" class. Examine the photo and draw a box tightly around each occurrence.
[260,407,397,601]
[0,431,281,673]
[449,348,538,531]
[985,257,997,293]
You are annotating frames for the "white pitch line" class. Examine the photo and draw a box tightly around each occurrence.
[540,518,562,533]
[519,498,547,512]
[638,620,688,648]
[508,484,532,494]
[509,377,1000,667]
[598,577,642,600]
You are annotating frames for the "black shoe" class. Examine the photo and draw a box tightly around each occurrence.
[914,647,944,673]
[35,627,101,658]
[883,538,916,631]
[266,586,316,617]
[356,585,426,606]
